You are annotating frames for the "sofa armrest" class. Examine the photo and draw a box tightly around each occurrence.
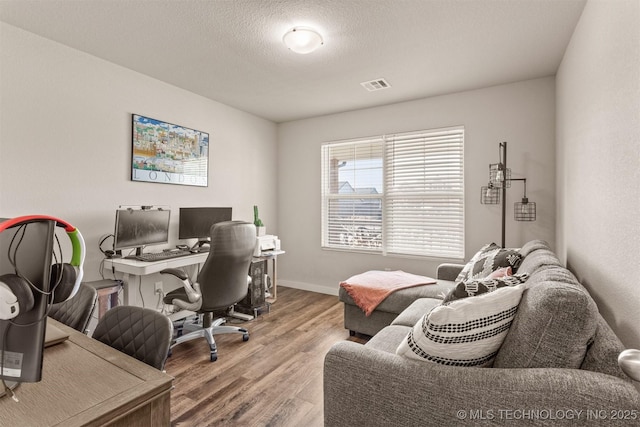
[436,263,465,281]
[324,341,640,426]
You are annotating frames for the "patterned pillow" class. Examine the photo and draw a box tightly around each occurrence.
[396,284,525,367]
[455,245,522,283]
[442,273,529,304]
[454,243,499,282]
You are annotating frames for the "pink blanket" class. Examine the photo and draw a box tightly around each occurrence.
[340,270,436,316]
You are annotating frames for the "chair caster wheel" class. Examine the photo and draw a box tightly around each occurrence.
[243,334,249,342]
[210,353,218,362]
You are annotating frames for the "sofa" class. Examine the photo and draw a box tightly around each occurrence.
[325,240,640,426]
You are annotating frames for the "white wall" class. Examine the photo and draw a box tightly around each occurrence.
[556,0,640,348]
[277,77,556,295]
[0,23,278,307]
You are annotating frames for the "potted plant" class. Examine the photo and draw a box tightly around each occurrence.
[254,205,265,236]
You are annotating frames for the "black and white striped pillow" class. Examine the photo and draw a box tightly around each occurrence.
[396,284,525,367]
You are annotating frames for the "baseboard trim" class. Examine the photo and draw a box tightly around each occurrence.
[278,280,338,296]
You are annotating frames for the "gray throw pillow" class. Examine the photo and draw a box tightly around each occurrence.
[494,281,598,369]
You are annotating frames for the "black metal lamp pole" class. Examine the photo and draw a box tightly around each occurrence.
[500,141,507,248]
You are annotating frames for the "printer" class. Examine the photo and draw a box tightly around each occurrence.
[254,235,280,256]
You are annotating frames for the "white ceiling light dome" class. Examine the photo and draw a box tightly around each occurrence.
[283,27,324,54]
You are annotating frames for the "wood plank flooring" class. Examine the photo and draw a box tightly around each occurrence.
[164,286,366,427]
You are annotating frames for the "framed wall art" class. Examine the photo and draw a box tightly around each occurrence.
[131,114,209,187]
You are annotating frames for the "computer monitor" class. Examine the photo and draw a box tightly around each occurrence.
[113,207,171,257]
[178,207,232,250]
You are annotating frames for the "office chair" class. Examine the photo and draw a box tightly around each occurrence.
[160,220,256,362]
[92,305,173,370]
[48,282,98,333]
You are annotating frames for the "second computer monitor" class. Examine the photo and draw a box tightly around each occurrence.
[179,207,232,250]
[113,207,171,256]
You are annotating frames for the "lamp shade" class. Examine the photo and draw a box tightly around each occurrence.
[481,185,500,204]
[514,197,536,221]
[283,27,323,54]
[489,163,511,188]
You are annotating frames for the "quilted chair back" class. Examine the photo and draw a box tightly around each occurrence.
[92,305,173,370]
[198,221,256,311]
[49,283,98,333]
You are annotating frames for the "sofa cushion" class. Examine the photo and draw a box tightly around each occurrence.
[391,298,442,327]
[519,239,553,257]
[516,245,562,276]
[442,273,529,303]
[396,284,525,367]
[580,317,628,379]
[493,280,598,369]
[366,324,412,354]
[455,244,522,283]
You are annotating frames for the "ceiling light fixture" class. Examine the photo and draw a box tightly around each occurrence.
[283,27,323,54]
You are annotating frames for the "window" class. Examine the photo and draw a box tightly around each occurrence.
[321,126,464,258]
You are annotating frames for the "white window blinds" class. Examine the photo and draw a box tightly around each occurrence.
[321,126,464,259]
[321,138,384,251]
[385,128,464,258]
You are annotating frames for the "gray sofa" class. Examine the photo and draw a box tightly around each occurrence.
[325,240,640,426]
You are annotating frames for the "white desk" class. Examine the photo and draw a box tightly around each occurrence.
[103,253,208,305]
[103,250,284,306]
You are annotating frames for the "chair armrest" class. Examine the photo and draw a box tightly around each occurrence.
[160,268,201,304]
[160,268,189,280]
[324,341,640,426]
[436,263,465,281]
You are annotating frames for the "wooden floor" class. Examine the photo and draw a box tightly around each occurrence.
[164,286,366,427]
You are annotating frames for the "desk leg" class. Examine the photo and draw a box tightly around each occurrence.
[265,257,278,304]
[122,272,133,306]
[271,257,278,301]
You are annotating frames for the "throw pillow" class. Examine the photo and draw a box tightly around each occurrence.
[494,280,599,369]
[455,245,523,283]
[396,284,525,367]
[454,243,499,283]
[442,273,529,304]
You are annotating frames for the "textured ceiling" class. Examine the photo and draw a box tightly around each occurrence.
[0,0,586,123]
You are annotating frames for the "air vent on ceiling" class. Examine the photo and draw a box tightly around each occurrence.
[360,78,391,92]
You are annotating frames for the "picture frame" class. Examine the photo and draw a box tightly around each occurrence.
[131,114,209,187]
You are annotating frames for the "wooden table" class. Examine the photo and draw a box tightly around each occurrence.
[0,318,173,426]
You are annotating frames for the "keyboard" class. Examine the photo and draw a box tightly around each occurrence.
[134,250,192,262]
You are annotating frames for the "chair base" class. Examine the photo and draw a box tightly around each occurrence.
[170,316,249,362]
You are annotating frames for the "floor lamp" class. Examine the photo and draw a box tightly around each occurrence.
[480,141,536,247]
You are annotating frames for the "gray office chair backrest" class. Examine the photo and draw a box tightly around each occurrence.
[49,283,98,333]
[198,221,256,311]
[92,305,173,370]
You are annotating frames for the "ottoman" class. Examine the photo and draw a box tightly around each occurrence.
[339,279,455,336]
